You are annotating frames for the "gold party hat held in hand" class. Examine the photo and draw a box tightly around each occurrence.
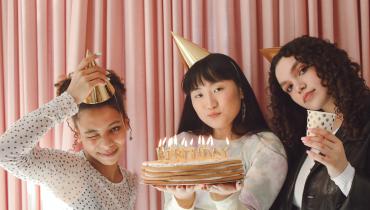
[260,47,280,63]
[172,32,210,68]
[83,50,115,104]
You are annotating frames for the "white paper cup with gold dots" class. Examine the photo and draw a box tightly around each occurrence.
[306,110,336,153]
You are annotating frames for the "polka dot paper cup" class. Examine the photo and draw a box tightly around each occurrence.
[306,110,336,153]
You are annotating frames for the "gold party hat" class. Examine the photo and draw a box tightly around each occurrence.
[83,50,115,104]
[260,47,280,62]
[172,32,210,68]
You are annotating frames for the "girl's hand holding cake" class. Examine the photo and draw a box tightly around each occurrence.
[206,181,243,201]
[153,185,198,208]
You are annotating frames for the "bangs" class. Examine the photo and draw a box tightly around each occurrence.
[182,53,240,94]
[183,68,226,94]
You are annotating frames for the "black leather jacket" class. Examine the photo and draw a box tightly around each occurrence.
[272,120,370,210]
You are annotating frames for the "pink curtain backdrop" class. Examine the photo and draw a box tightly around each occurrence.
[0,0,369,210]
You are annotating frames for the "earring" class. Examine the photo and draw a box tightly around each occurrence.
[129,128,133,141]
[126,119,133,141]
[241,101,246,122]
[72,137,79,151]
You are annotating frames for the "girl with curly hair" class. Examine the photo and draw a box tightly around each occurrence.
[0,54,136,209]
[269,35,370,210]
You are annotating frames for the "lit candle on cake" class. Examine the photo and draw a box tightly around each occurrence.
[176,138,186,161]
[168,137,176,161]
[205,136,212,159]
[222,138,230,158]
[162,137,169,160]
[183,140,191,161]
[174,135,178,146]
[174,137,180,162]
[156,138,163,160]
[189,139,195,160]
[200,136,206,160]
[210,137,215,158]
[197,136,201,159]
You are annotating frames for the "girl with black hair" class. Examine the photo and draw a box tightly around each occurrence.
[156,53,287,210]
[269,36,370,210]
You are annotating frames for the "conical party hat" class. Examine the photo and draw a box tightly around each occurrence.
[83,50,115,104]
[260,47,280,63]
[172,32,210,68]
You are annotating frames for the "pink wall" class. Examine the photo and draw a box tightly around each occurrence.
[0,0,369,210]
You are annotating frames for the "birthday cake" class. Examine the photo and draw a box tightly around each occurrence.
[141,136,245,185]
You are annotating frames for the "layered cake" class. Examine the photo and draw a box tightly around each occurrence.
[141,136,245,185]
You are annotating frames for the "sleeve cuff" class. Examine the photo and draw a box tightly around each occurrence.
[53,92,79,122]
[331,162,355,196]
[167,194,195,210]
[212,192,241,209]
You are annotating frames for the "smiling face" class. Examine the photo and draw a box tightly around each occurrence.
[76,105,126,167]
[275,56,334,112]
[190,79,243,138]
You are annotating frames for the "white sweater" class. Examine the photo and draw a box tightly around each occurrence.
[164,131,288,210]
[0,92,136,210]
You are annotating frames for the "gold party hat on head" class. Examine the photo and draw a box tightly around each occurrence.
[260,47,280,63]
[83,50,115,104]
[172,32,210,68]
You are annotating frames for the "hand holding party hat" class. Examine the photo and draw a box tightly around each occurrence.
[83,50,115,104]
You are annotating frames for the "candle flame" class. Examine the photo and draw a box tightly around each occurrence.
[162,137,167,147]
[206,136,211,145]
[168,137,173,147]
[226,137,230,145]
[158,138,162,147]
[190,139,193,146]
[174,135,178,145]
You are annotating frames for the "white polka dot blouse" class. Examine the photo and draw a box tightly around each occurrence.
[0,92,137,210]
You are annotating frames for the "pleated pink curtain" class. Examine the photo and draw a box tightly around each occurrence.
[0,0,369,210]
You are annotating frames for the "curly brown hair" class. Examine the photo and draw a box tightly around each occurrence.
[269,35,370,147]
[54,70,129,131]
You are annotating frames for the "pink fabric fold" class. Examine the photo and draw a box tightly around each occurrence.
[0,1,369,209]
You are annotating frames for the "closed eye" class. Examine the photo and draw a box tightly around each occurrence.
[86,134,100,140]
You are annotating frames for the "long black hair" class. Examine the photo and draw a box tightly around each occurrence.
[269,35,370,147]
[177,53,269,136]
